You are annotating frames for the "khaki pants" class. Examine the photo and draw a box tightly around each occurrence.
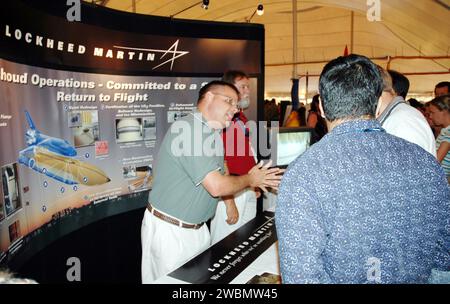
[141,208,210,283]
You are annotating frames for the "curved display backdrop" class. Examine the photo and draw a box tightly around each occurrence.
[0,0,264,269]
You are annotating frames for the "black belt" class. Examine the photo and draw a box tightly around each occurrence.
[147,204,204,230]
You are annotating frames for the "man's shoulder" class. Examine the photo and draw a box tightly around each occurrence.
[379,125,436,157]
[173,112,196,124]
[160,114,196,153]
[383,103,435,152]
[167,113,201,135]
[442,126,450,137]
[389,134,444,180]
[283,139,327,175]
[387,102,427,123]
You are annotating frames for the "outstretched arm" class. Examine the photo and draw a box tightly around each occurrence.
[202,160,284,197]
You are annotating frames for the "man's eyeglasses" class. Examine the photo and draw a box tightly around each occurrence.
[211,93,238,107]
[237,84,250,90]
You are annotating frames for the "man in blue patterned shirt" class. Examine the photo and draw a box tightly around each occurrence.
[276,54,449,284]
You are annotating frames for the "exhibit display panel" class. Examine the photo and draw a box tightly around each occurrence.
[0,0,264,269]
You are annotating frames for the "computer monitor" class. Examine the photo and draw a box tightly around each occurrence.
[269,127,314,168]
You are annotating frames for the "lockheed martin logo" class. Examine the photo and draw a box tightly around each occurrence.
[4,25,190,70]
[109,40,189,70]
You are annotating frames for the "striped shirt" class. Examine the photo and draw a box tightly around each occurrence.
[436,125,450,177]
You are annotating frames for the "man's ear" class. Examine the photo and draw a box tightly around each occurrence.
[375,96,383,118]
[204,91,215,104]
[318,98,326,119]
[199,91,212,107]
[376,91,393,118]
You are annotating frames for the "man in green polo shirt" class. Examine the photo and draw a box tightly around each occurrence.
[141,80,283,283]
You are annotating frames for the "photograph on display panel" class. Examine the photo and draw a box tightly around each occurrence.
[115,118,143,143]
[1,163,22,217]
[71,111,100,147]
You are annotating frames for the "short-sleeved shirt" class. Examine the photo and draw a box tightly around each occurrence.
[437,125,450,177]
[379,96,436,156]
[149,111,224,223]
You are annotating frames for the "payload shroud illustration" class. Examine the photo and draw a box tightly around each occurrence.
[18,111,110,186]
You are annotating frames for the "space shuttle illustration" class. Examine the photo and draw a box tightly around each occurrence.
[18,111,110,186]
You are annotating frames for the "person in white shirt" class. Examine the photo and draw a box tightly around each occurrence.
[376,68,436,157]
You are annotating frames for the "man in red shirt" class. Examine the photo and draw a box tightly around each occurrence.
[210,70,260,244]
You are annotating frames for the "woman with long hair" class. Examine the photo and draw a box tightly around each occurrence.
[307,94,328,141]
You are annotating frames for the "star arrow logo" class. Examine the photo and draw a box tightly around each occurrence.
[152,40,189,70]
[113,40,189,70]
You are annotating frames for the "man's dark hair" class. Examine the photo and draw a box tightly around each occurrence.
[222,70,249,84]
[407,98,423,109]
[388,70,409,98]
[318,54,383,122]
[435,81,450,92]
[198,80,239,104]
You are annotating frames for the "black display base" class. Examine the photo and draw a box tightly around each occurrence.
[10,204,146,283]
[7,201,273,284]
[169,211,277,284]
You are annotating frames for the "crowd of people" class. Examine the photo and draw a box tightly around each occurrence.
[265,77,450,182]
[140,58,448,284]
[275,55,449,283]
[5,59,447,285]
[139,58,449,284]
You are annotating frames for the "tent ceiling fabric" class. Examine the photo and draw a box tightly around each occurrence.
[87,0,450,97]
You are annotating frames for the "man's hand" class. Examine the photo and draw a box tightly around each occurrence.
[224,199,239,225]
[248,160,284,192]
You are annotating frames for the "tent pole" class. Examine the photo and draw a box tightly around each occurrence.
[350,11,354,54]
[292,0,298,79]
[268,56,450,67]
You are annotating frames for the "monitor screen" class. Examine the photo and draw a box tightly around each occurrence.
[270,127,314,168]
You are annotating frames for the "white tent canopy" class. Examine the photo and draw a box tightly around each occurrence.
[88,0,450,100]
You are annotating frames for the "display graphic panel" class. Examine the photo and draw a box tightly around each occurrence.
[0,58,214,264]
[0,0,264,268]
